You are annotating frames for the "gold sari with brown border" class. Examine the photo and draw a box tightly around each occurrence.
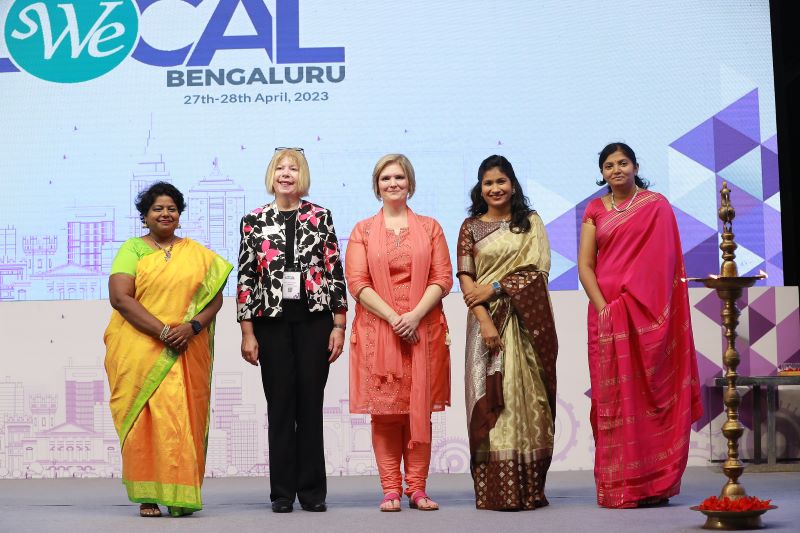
[457,213,558,510]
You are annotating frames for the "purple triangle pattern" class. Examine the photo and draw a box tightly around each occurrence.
[747,348,777,376]
[673,206,716,253]
[694,350,723,431]
[712,118,759,171]
[748,309,774,346]
[762,134,778,154]
[776,309,800,363]
[761,145,780,199]
[670,118,715,170]
[549,265,578,291]
[683,234,720,281]
[749,288,776,324]
[668,90,782,287]
[696,290,724,325]
[714,89,760,143]
[766,264,783,285]
[546,208,578,262]
[763,204,782,261]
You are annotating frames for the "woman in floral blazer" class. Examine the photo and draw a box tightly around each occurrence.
[238,148,347,513]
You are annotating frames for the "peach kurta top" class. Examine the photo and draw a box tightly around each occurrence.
[347,214,452,415]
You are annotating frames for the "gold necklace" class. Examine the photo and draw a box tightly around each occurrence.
[150,235,176,262]
[483,213,511,229]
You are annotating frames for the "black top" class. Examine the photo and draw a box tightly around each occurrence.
[279,209,314,322]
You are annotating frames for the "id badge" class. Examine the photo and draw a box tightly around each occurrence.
[282,270,302,300]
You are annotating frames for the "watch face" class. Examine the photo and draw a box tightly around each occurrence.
[191,320,202,334]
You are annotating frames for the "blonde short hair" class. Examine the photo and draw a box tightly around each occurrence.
[371,154,416,200]
[265,149,311,196]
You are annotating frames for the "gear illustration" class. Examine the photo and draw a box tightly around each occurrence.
[553,394,579,462]
[430,436,471,474]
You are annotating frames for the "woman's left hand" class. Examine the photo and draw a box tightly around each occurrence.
[328,327,345,362]
[164,323,193,353]
[462,283,495,308]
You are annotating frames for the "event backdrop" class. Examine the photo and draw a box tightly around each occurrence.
[1,0,795,479]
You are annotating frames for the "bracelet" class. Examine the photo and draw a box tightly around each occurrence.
[332,324,346,330]
[159,324,171,341]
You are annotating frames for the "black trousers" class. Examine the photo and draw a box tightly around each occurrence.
[253,312,332,505]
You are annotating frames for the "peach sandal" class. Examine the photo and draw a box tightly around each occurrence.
[409,491,438,511]
[380,491,402,512]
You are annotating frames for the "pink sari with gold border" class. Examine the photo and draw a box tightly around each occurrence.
[583,190,702,508]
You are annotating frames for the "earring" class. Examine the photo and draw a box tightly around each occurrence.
[141,222,147,229]
[177,223,182,229]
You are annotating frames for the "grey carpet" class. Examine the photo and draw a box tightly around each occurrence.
[1,467,798,532]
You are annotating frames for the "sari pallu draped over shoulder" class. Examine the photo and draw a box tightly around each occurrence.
[585,191,702,508]
[458,213,558,510]
[104,238,232,512]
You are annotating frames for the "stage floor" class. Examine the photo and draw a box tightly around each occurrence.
[1,467,798,532]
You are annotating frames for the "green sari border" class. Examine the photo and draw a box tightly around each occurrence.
[118,253,233,448]
[123,479,203,510]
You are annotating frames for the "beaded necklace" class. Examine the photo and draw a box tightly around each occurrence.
[611,186,639,212]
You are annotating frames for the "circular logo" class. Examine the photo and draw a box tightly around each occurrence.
[4,0,139,83]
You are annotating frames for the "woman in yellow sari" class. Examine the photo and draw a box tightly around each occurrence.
[105,182,232,517]
[458,155,558,510]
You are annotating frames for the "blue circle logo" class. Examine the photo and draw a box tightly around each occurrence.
[4,0,139,83]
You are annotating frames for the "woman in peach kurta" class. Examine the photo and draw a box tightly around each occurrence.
[346,154,452,512]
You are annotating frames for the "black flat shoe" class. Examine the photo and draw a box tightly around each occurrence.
[272,499,293,513]
[300,502,327,512]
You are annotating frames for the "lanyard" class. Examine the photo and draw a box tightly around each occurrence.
[273,201,301,269]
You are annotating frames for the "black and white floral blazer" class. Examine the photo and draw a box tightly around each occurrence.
[237,200,347,321]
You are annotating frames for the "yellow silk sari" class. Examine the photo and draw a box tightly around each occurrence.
[104,238,232,514]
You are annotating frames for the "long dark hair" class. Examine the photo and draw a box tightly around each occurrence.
[468,155,532,233]
[596,142,650,191]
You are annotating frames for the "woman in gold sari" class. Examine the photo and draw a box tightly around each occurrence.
[457,155,558,511]
[105,182,232,517]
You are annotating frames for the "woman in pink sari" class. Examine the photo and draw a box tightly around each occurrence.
[578,142,702,508]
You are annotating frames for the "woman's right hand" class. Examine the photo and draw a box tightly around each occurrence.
[241,333,259,366]
[479,319,503,351]
[593,298,608,314]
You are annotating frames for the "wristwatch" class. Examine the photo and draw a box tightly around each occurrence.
[190,319,203,335]
[491,281,502,296]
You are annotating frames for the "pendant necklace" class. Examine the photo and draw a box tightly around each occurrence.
[611,186,639,212]
[150,235,176,262]
[484,213,511,229]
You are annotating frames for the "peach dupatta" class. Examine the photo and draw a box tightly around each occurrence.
[347,209,452,447]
